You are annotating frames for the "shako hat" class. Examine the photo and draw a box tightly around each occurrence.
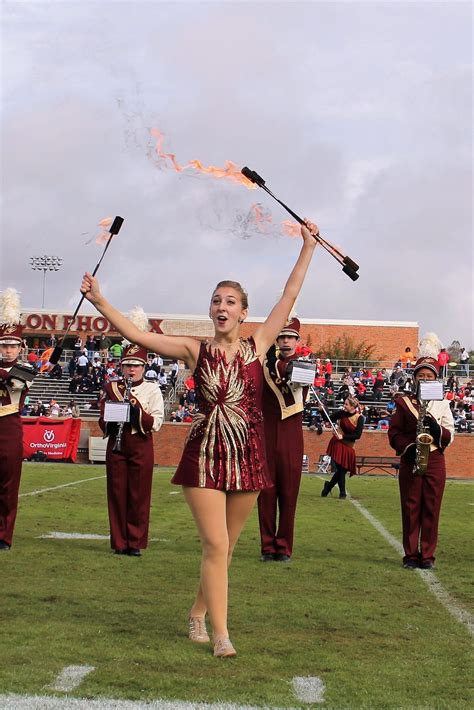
[278,317,301,339]
[0,288,24,345]
[413,332,441,377]
[121,343,148,366]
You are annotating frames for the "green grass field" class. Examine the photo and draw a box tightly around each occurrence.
[1,464,473,709]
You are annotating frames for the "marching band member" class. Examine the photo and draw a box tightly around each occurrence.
[0,289,35,550]
[100,313,164,557]
[321,396,365,499]
[258,317,308,562]
[388,334,454,569]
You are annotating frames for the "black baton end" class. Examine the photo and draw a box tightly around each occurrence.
[109,216,124,235]
[342,265,360,281]
[48,346,63,365]
[241,166,266,187]
[343,256,360,272]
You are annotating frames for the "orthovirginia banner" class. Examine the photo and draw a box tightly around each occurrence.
[22,417,81,461]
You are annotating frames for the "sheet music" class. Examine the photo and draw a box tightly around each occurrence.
[419,381,444,401]
[104,401,130,422]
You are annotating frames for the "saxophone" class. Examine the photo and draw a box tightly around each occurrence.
[413,398,432,476]
[112,377,133,452]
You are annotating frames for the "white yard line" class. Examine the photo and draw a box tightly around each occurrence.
[49,666,95,692]
[20,476,106,498]
[38,532,110,540]
[0,695,291,709]
[344,489,474,637]
[292,677,325,704]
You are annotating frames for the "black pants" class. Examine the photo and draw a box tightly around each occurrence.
[327,463,347,497]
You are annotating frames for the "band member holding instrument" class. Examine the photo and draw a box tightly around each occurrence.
[388,334,454,570]
[321,396,364,499]
[81,219,319,658]
[0,289,35,551]
[258,317,308,562]
[100,341,164,557]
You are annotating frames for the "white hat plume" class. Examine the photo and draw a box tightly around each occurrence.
[122,306,149,346]
[0,288,22,325]
[418,332,442,359]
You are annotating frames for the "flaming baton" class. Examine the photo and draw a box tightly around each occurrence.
[49,216,124,364]
[241,167,360,281]
[150,130,360,278]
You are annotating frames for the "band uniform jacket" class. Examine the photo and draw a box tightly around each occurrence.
[388,394,454,458]
[99,379,164,437]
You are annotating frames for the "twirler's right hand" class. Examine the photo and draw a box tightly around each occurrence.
[80,272,101,304]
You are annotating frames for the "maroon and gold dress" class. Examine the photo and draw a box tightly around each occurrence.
[171,337,271,491]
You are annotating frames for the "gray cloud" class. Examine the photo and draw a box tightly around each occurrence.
[1,0,472,349]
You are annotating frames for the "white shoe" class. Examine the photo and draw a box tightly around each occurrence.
[213,636,237,658]
[188,616,210,643]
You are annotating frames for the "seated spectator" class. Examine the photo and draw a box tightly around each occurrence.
[158,369,168,390]
[49,363,63,379]
[185,388,196,405]
[70,400,81,418]
[182,403,196,422]
[79,375,94,393]
[356,381,367,399]
[362,368,375,385]
[27,350,39,368]
[145,368,158,382]
[49,399,60,417]
[69,374,82,393]
[390,365,407,392]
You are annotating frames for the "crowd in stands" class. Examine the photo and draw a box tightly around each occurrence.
[23,335,473,433]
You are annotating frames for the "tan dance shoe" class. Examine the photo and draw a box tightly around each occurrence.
[188,616,210,643]
[213,636,237,658]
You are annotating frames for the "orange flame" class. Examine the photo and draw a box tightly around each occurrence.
[246,206,300,238]
[150,128,256,189]
[282,220,301,238]
[96,217,114,245]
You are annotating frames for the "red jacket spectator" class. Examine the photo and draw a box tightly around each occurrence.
[184,376,195,391]
[323,359,333,375]
[437,350,450,367]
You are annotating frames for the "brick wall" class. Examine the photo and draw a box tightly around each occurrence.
[239,322,418,362]
[79,421,474,478]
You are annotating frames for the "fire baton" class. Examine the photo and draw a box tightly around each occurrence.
[49,216,124,364]
[241,167,359,281]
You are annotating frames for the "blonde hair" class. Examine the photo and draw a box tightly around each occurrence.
[345,396,360,411]
[212,281,249,309]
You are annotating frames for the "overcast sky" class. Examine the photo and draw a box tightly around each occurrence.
[1,0,472,348]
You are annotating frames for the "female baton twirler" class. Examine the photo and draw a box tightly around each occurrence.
[80,219,319,658]
[321,396,365,499]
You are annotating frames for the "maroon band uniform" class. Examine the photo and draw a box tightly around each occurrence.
[0,360,31,547]
[388,393,454,565]
[100,345,164,553]
[257,321,308,559]
[0,293,32,550]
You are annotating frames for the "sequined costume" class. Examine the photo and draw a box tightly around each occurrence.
[171,337,271,491]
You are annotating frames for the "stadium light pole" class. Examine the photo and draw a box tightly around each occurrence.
[30,255,63,308]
